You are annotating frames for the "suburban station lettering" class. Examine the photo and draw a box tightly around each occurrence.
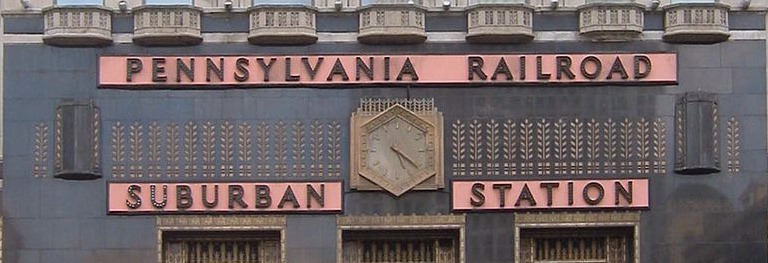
[452,179,649,210]
[108,182,343,213]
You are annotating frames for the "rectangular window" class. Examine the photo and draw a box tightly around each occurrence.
[342,229,460,263]
[162,231,282,263]
[55,0,103,5]
[519,227,635,263]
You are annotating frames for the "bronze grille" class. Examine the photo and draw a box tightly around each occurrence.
[342,230,457,263]
[520,228,632,263]
[163,236,280,263]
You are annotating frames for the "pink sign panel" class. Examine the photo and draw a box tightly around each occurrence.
[99,54,677,88]
[109,182,342,214]
[453,179,648,211]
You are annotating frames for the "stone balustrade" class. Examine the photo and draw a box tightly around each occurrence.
[578,2,645,41]
[133,5,203,46]
[358,3,428,44]
[248,5,318,45]
[466,3,534,44]
[43,6,113,46]
[663,2,730,44]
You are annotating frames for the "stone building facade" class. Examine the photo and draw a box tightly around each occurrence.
[1,0,767,262]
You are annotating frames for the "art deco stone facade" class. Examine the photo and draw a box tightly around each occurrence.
[663,2,730,44]
[578,2,644,41]
[358,4,428,44]
[248,5,318,45]
[132,5,203,46]
[43,6,112,46]
[466,3,534,44]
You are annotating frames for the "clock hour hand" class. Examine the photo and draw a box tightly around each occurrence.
[390,144,419,168]
[394,151,406,168]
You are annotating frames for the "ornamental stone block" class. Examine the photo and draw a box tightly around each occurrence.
[248,5,318,45]
[133,5,203,46]
[466,3,534,44]
[578,2,644,41]
[358,3,428,45]
[43,6,113,47]
[663,2,729,44]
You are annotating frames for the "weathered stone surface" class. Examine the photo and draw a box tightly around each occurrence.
[43,6,113,47]
[248,5,318,45]
[663,3,730,44]
[132,5,202,46]
[466,3,534,44]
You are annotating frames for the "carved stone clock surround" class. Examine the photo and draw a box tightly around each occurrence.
[350,98,444,196]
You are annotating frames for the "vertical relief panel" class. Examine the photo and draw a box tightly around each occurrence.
[674,92,719,175]
[54,101,101,180]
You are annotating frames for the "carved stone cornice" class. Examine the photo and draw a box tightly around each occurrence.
[42,5,113,47]
[357,4,428,44]
[132,5,203,46]
[578,2,644,42]
[515,211,641,226]
[248,5,318,45]
[338,214,465,229]
[156,215,287,230]
[466,3,534,44]
[662,2,730,44]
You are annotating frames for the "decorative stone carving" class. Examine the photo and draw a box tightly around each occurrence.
[466,3,534,44]
[248,5,318,45]
[132,5,203,46]
[43,6,112,47]
[358,3,428,44]
[663,2,729,44]
[578,2,644,41]
[315,0,360,9]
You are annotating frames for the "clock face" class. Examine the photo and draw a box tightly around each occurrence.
[365,116,429,181]
[352,102,442,196]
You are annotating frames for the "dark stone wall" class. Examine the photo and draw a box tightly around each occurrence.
[2,40,766,263]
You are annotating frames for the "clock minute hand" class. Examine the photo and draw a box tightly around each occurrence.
[390,144,419,168]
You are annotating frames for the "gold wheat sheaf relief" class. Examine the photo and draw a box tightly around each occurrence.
[108,120,343,178]
[451,118,671,177]
[147,122,162,177]
[33,123,49,178]
[726,117,741,173]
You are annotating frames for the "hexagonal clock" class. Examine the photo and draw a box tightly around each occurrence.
[350,99,443,196]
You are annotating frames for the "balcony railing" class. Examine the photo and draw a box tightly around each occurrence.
[358,0,427,44]
[43,5,113,46]
[663,2,729,44]
[466,0,534,43]
[248,3,318,45]
[578,1,644,41]
[132,5,203,46]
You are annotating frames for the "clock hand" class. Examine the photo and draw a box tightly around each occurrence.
[390,144,419,168]
[395,150,406,168]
